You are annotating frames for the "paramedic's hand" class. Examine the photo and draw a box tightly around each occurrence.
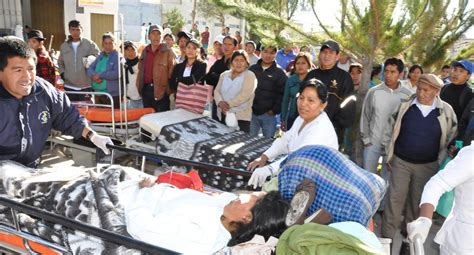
[139,177,156,189]
[91,133,113,155]
[248,166,272,189]
[407,217,432,243]
[247,155,269,171]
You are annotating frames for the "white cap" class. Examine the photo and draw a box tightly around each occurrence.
[213,35,225,44]
[163,28,172,36]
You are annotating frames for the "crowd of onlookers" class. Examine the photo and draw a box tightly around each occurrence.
[20,19,474,254]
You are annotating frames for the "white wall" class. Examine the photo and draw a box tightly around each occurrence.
[63,0,119,40]
[0,0,23,33]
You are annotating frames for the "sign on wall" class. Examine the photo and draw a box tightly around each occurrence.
[79,0,104,6]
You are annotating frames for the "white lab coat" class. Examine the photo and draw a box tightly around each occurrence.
[120,181,237,255]
[420,144,474,254]
[263,112,339,170]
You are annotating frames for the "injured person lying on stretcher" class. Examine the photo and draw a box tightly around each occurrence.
[120,179,289,254]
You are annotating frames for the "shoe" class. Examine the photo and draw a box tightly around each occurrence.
[285,178,316,226]
[399,240,410,255]
[304,208,332,225]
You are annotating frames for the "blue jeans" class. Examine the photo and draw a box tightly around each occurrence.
[250,113,277,138]
[363,143,390,211]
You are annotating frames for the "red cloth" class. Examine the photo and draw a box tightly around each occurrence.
[35,47,56,85]
[201,31,210,44]
[143,45,159,85]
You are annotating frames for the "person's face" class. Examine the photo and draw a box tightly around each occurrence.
[338,53,349,64]
[223,38,236,57]
[69,26,82,40]
[102,38,114,54]
[384,64,400,87]
[297,86,327,122]
[284,45,292,53]
[261,48,276,65]
[178,37,188,50]
[450,66,470,85]
[27,38,41,51]
[213,42,223,55]
[231,55,248,73]
[416,83,439,105]
[294,57,310,75]
[164,36,174,48]
[148,31,162,47]
[409,68,422,82]
[0,57,36,99]
[350,67,362,85]
[441,68,450,79]
[185,43,198,59]
[222,194,260,224]
[245,44,255,55]
[124,47,137,59]
[319,48,338,69]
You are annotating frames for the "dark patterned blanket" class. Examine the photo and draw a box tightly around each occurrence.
[155,117,274,190]
[0,161,148,255]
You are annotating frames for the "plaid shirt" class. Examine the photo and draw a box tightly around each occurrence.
[35,47,57,86]
[278,145,386,226]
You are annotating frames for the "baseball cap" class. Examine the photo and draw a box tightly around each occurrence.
[27,30,45,41]
[320,40,340,53]
[213,35,225,44]
[452,60,473,75]
[418,74,444,90]
[123,40,137,49]
[177,31,193,40]
[148,24,163,35]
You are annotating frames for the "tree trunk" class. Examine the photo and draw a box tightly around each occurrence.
[350,54,375,167]
[191,0,197,26]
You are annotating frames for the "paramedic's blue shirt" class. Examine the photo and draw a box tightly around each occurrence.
[278,145,387,226]
[0,78,87,167]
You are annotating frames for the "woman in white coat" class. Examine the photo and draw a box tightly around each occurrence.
[407,143,474,255]
[247,79,339,188]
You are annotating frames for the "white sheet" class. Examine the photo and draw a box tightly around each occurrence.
[139,109,203,137]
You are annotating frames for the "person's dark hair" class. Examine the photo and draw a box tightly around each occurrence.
[231,50,250,67]
[298,78,328,104]
[200,47,207,60]
[371,64,382,80]
[0,37,36,71]
[407,64,423,79]
[261,44,278,53]
[227,191,289,246]
[102,32,115,42]
[245,41,256,49]
[68,20,81,28]
[294,52,312,68]
[384,58,404,73]
[164,33,175,41]
[441,65,450,70]
[223,35,238,46]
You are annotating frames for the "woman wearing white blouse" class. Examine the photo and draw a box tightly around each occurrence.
[214,50,257,132]
[247,79,339,188]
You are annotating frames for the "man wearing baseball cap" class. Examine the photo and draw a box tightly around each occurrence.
[27,29,57,86]
[381,73,457,253]
[136,24,176,112]
[440,59,473,121]
[305,40,356,148]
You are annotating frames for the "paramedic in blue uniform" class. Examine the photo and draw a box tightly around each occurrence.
[0,37,112,168]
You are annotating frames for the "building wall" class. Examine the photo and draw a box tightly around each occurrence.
[63,0,119,41]
[0,0,23,35]
[118,0,162,42]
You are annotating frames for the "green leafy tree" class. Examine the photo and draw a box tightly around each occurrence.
[163,8,186,36]
[405,0,474,71]
[198,0,226,28]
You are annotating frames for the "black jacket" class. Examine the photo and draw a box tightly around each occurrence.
[169,59,207,90]
[249,60,287,115]
[305,65,355,133]
[0,78,87,167]
[205,57,231,87]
